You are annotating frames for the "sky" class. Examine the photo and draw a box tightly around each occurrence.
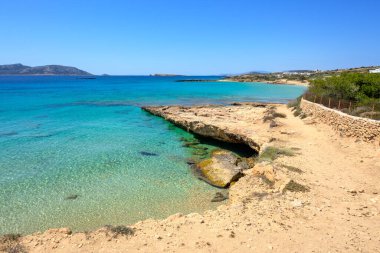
[0,0,379,75]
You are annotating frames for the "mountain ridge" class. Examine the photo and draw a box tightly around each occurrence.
[0,64,92,76]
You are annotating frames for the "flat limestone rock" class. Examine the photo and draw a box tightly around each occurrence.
[142,104,278,153]
[197,150,246,188]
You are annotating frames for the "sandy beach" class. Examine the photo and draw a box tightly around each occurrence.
[2,103,379,253]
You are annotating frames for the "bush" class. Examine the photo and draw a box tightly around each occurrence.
[105,225,134,237]
[259,147,295,162]
[281,165,303,174]
[283,180,310,193]
[309,73,380,104]
[287,96,302,108]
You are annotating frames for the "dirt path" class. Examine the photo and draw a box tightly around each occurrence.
[2,105,379,253]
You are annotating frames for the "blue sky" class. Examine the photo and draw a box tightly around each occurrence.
[0,0,379,75]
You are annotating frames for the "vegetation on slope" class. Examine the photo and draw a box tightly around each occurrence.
[309,73,380,105]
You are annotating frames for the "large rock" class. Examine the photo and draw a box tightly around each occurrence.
[141,105,274,153]
[197,150,248,188]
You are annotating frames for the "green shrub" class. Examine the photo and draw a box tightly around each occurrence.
[105,225,134,237]
[283,180,310,193]
[309,73,380,104]
[281,165,303,174]
[259,147,295,162]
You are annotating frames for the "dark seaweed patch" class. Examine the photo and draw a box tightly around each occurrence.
[0,131,18,137]
[30,133,55,139]
[65,194,79,200]
[73,101,135,107]
[139,151,159,156]
[47,100,137,109]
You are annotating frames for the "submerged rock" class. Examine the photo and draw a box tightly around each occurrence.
[197,150,249,188]
[139,151,159,156]
[211,192,228,202]
[192,149,208,156]
[65,194,79,200]
[186,158,197,165]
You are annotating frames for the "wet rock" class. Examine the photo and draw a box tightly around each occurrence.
[197,150,246,188]
[211,192,228,202]
[186,159,197,165]
[192,145,208,151]
[235,157,255,170]
[140,151,159,156]
[182,140,201,147]
[192,149,208,156]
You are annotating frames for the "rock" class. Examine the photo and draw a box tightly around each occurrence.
[141,106,263,152]
[139,151,159,156]
[65,194,79,200]
[192,149,208,156]
[252,163,276,183]
[45,228,72,235]
[235,157,255,170]
[269,121,278,128]
[211,192,228,202]
[182,141,200,147]
[291,199,303,208]
[186,159,196,165]
[197,150,245,188]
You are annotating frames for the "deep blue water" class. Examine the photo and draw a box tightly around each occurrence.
[0,76,306,234]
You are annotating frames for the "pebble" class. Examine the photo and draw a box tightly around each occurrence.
[291,199,303,208]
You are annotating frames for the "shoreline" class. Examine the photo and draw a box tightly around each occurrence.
[174,78,309,87]
[2,103,379,252]
[220,78,310,87]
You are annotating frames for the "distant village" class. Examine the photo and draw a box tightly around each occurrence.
[225,66,380,84]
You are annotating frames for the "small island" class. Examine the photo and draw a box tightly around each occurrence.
[0,64,92,76]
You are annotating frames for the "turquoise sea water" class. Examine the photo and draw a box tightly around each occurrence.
[0,76,306,235]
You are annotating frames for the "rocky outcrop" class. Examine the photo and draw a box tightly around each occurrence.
[196,150,248,188]
[142,104,278,153]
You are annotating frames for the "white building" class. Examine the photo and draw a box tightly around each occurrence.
[369,68,380,73]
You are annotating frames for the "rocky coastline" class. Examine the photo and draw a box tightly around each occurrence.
[222,77,310,86]
[1,103,379,253]
[142,103,280,188]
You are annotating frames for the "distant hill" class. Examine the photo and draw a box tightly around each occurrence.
[0,64,92,76]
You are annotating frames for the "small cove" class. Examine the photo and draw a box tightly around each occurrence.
[0,76,306,235]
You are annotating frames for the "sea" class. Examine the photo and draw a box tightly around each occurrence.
[0,76,306,235]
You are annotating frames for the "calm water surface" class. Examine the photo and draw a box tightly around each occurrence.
[0,76,306,234]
